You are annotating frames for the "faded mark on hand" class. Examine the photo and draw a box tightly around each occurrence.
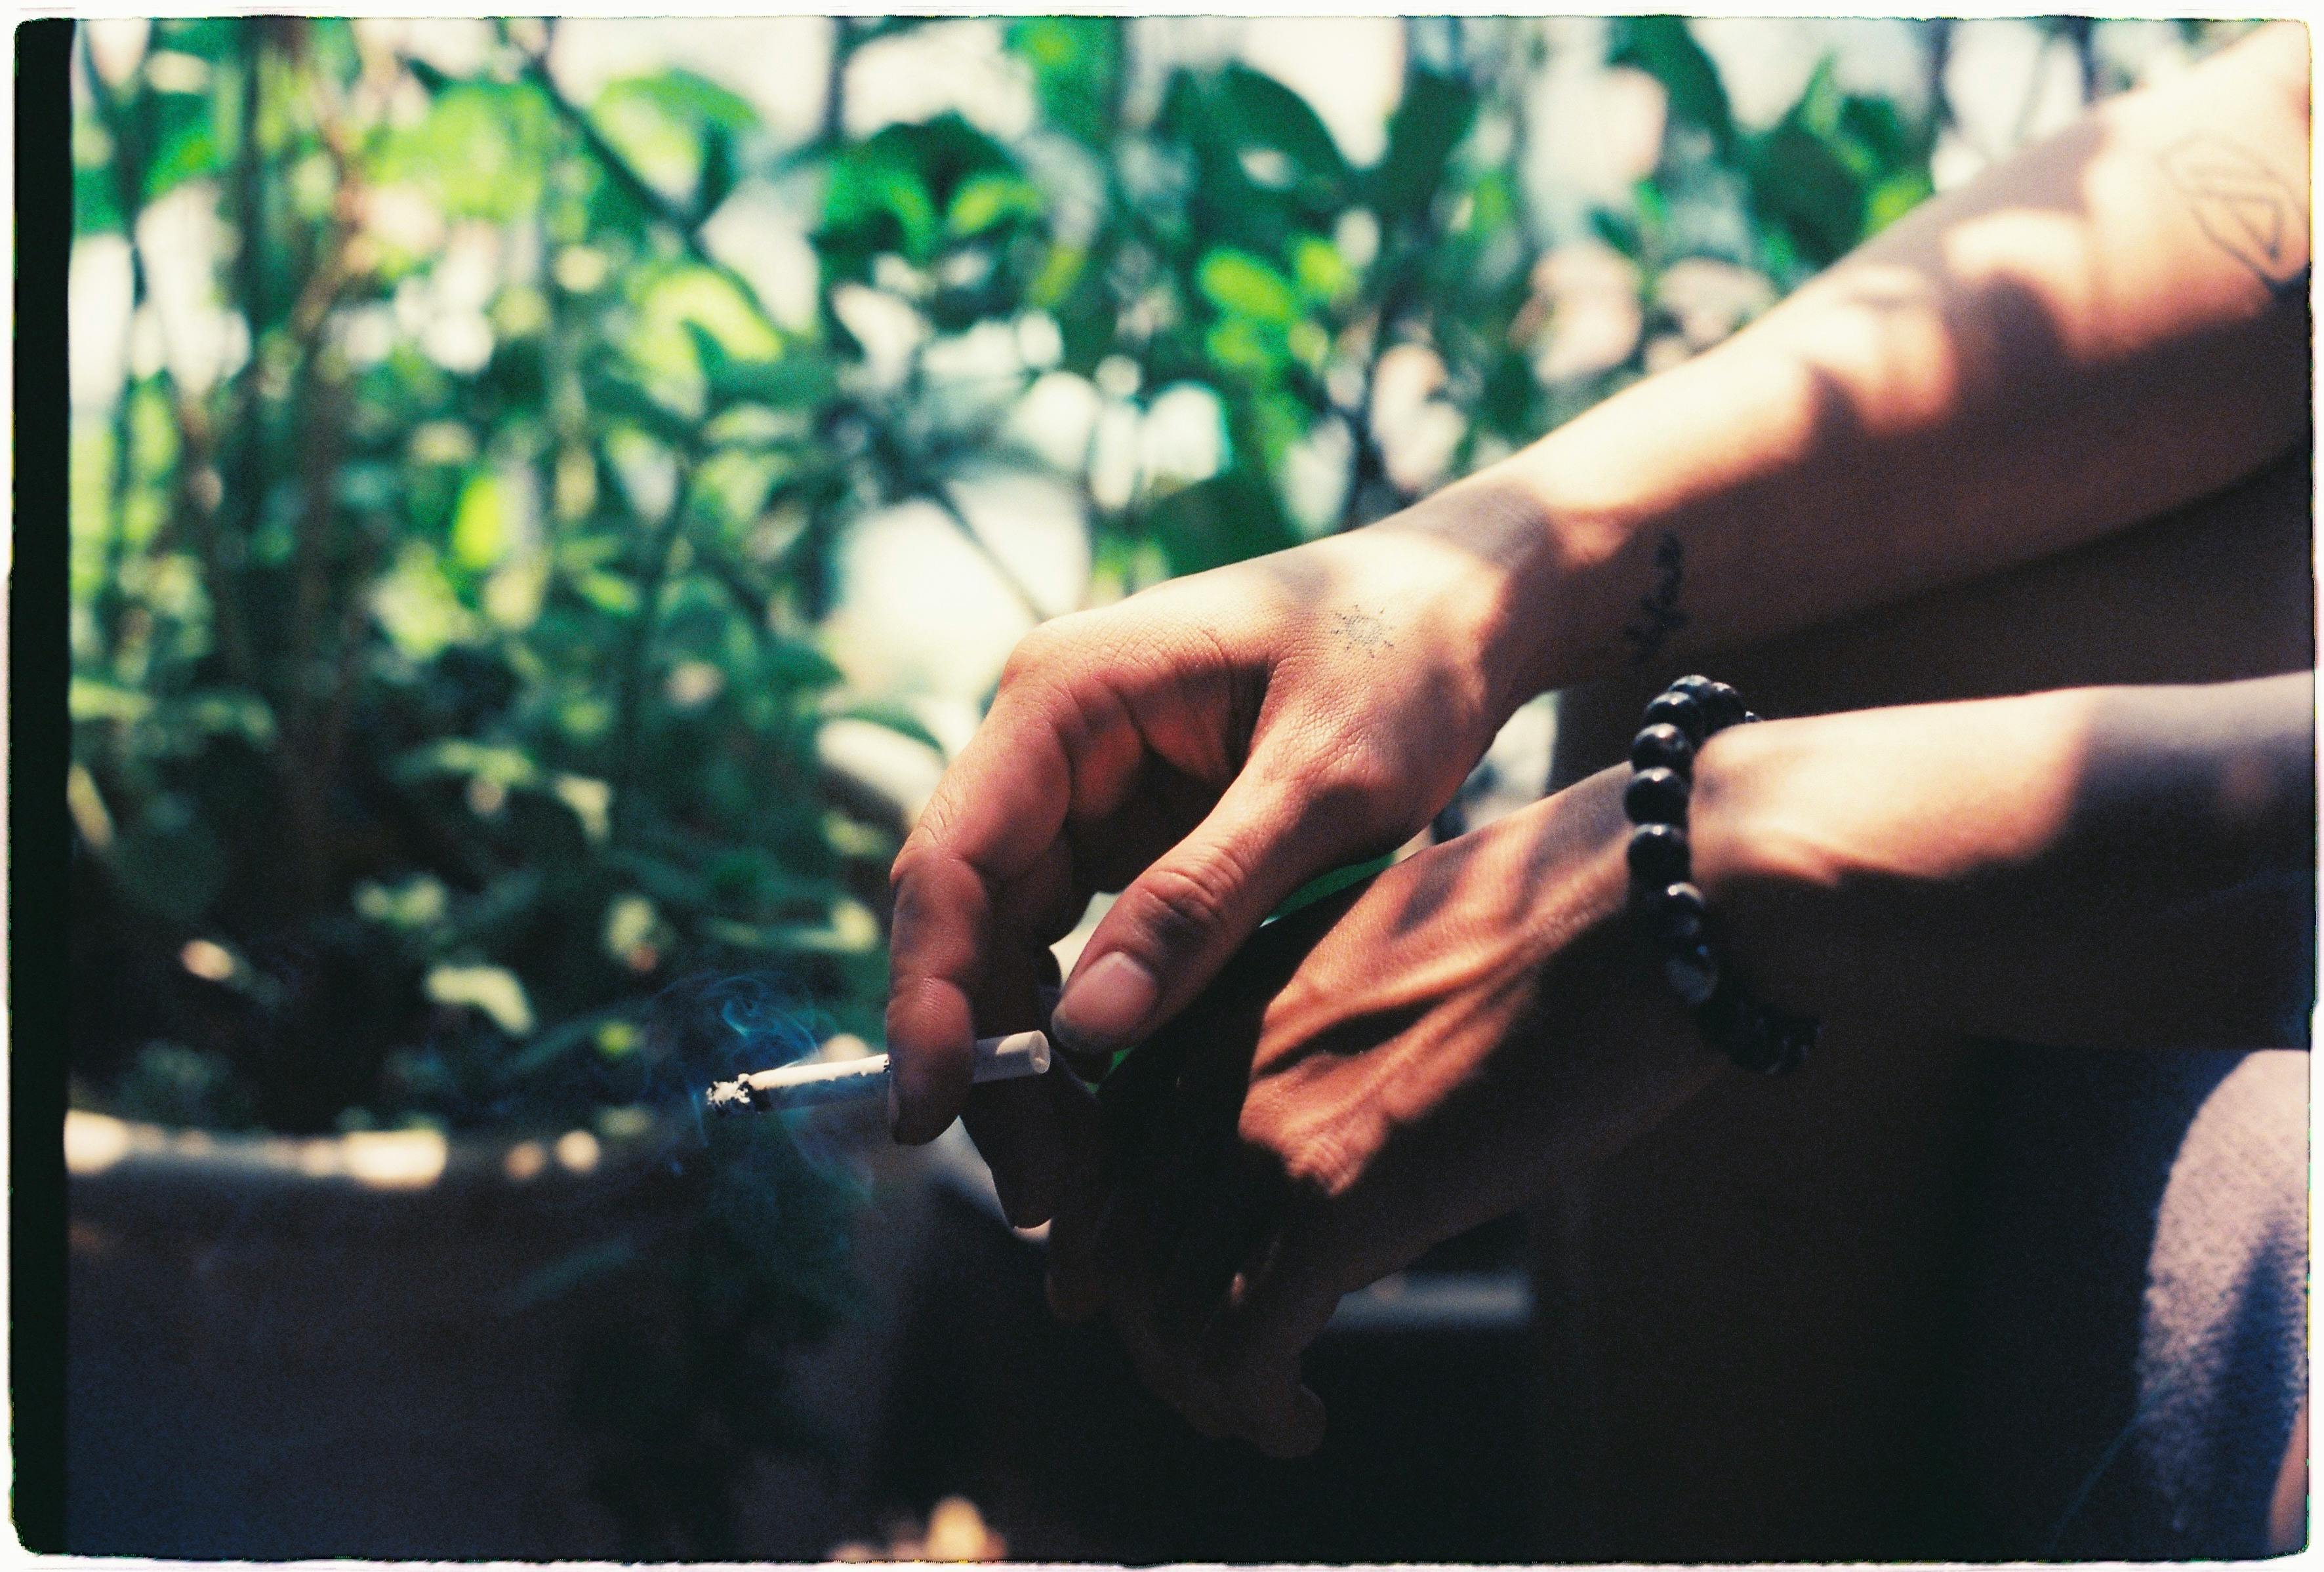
[2157,134,2312,300]
[1329,606,1396,658]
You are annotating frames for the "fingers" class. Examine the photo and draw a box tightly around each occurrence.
[1198,1230,1341,1457]
[886,687,1076,1144]
[1105,1175,1338,1458]
[1051,748,1361,1060]
[958,908,1068,1226]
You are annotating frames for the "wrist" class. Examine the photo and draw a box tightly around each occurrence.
[1684,713,1827,1015]
[1379,464,1589,721]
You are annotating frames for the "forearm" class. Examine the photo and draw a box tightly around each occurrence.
[1690,672,2317,1049]
[1449,24,2311,691]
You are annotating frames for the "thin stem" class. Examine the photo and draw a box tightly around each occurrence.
[81,38,152,664]
[926,483,1051,624]
[611,472,695,844]
[511,47,791,353]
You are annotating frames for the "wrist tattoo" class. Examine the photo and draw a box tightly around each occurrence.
[1620,533,1689,668]
[1329,605,1396,658]
[2156,134,2312,301]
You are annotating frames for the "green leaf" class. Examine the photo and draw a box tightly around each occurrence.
[1612,17,1737,164]
[146,91,220,202]
[397,738,542,790]
[1142,466,1299,576]
[817,115,1016,269]
[1374,70,1477,222]
[1006,16,1120,146]
[592,70,759,212]
[70,677,153,724]
[75,159,123,233]
[1865,169,1933,235]
[586,365,699,445]
[603,68,759,137]
[375,81,559,221]
[1290,235,1355,305]
[449,471,510,572]
[1218,64,1349,186]
[1198,248,1297,325]
[827,700,942,752]
[947,172,1044,237]
[699,127,737,218]
[425,963,536,1037]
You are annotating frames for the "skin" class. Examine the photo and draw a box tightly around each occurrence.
[1059,674,2314,1457]
[885,24,2313,1220]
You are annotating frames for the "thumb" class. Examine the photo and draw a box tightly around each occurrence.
[1051,756,1362,1058]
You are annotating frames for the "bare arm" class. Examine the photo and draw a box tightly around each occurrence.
[1694,670,2317,1049]
[1431,22,2313,692]
[886,25,2313,1174]
[1075,670,2314,1452]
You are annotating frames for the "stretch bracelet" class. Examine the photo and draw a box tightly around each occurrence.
[1623,676,1819,1075]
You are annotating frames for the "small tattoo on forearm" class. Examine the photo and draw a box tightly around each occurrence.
[1330,605,1396,657]
[2157,134,2312,300]
[1620,533,1688,668]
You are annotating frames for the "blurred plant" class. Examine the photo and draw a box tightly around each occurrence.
[72,12,2215,1134]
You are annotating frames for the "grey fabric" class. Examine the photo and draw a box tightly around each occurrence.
[1959,1045,2308,1560]
[2134,1048,2308,1552]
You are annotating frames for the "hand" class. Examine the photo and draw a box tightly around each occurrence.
[1049,765,1726,1455]
[884,487,1553,1224]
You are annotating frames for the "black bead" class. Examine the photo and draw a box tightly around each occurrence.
[1662,942,1720,1006]
[1700,681,1747,733]
[1626,822,1690,887]
[1623,765,1690,826]
[1726,1005,1787,1074]
[1642,689,1707,746]
[1635,881,1707,947]
[1629,721,1695,776]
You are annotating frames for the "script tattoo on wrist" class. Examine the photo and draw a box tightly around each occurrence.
[2156,134,2312,301]
[1328,605,1396,658]
[1620,533,1688,668]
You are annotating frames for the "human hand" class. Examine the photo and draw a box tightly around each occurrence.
[885,491,1553,1224]
[1048,765,1726,1455]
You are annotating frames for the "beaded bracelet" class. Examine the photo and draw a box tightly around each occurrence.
[1623,676,1818,1075]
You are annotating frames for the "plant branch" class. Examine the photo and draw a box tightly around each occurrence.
[611,471,697,844]
[510,45,791,353]
[926,483,1051,624]
[80,39,152,664]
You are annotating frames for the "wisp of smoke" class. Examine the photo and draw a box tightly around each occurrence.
[639,971,866,1182]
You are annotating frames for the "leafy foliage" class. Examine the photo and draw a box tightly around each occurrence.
[71,14,2207,1135]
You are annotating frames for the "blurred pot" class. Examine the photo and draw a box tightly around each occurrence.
[64,1110,939,1560]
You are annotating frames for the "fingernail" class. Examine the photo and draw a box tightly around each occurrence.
[1052,951,1158,1056]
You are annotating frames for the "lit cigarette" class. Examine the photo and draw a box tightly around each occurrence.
[704,1031,1052,1114]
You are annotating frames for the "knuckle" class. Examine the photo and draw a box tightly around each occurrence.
[1314,738,1406,817]
[1134,840,1252,946]
[999,615,1084,687]
[1272,1120,1360,1204]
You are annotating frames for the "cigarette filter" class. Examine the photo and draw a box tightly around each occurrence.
[704,1031,1051,1114]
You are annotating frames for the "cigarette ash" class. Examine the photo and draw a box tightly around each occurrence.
[640,971,878,1180]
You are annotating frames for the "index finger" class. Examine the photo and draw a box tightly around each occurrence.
[885,685,1077,1142]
